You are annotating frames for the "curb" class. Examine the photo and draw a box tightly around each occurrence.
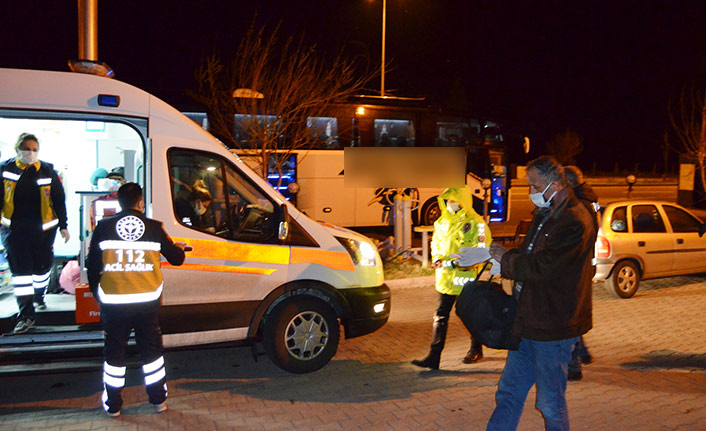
[386,276,434,289]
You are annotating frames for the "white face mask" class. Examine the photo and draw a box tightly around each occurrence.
[18,149,38,165]
[194,201,207,216]
[446,202,461,213]
[529,182,556,208]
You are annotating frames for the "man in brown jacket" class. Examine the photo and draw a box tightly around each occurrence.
[487,156,596,431]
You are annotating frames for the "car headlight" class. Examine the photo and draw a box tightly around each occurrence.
[335,237,378,266]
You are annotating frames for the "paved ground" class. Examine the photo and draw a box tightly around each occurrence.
[1,275,705,430]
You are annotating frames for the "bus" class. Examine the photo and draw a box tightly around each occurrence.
[184,95,510,228]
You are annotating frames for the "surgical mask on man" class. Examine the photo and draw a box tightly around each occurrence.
[194,200,208,216]
[529,182,556,208]
[446,202,461,213]
[18,149,38,165]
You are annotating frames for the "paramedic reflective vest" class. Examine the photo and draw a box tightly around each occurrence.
[432,187,492,296]
[0,158,67,231]
[87,209,185,305]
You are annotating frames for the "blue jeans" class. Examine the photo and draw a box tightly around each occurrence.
[487,337,579,431]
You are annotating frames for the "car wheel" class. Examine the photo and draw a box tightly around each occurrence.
[605,260,640,298]
[420,198,441,226]
[263,297,339,374]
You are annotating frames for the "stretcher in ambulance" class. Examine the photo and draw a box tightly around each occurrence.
[0,68,390,374]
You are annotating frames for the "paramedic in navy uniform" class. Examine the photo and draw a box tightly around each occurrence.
[0,133,69,334]
[87,182,186,417]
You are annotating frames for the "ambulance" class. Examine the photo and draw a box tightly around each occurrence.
[0,68,390,374]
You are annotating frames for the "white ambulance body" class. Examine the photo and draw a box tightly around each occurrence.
[0,68,390,374]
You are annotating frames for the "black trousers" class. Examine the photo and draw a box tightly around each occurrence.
[435,291,477,347]
[435,292,458,318]
[1,223,56,320]
[100,300,167,412]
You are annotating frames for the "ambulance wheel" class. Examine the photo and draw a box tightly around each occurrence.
[263,297,340,374]
[420,198,441,226]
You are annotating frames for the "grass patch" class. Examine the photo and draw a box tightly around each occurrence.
[383,257,435,280]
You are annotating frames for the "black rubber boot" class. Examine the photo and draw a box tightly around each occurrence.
[463,337,483,364]
[412,315,448,370]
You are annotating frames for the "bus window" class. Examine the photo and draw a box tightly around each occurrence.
[374,119,415,147]
[435,120,481,147]
[234,114,279,149]
[307,117,339,149]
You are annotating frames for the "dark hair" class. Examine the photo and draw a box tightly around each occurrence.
[189,186,212,203]
[117,182,143,209]
[527,155,566,187]
[15,133,39,152]
[564,165,584,188]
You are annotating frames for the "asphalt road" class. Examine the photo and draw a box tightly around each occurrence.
[1,274,705,430]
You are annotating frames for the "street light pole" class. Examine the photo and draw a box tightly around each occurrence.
[381,0,386,97]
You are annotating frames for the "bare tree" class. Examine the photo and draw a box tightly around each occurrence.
[190,22,374,185]
[547,129,583,165]
[670,87,706,194]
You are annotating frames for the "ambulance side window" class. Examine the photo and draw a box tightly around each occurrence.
[168,149,278,243]
[223,159,278,243]
[169,150,222,235]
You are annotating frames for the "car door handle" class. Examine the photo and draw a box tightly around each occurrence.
[638,241,646,247]
[677,238,684,244]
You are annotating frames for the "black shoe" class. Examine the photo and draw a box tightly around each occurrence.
[154,402,168,413]
[567,370,583,381]
[35,300,47,311]
[463,348,483,364]
[13,318,35,334]
[106,409,121,418]
[580,354,593,365]
[411,354,440,370]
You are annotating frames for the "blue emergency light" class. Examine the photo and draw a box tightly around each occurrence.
[98,94,120,107]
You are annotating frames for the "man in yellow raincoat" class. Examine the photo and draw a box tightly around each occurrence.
[412,187,491,370]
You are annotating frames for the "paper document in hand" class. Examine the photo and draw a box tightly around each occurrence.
[489,258,501,275]
[452,246,491,267]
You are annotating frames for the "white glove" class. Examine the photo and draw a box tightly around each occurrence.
[452,246,491,267]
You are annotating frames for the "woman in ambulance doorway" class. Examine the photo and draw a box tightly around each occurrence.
[0,133,69,334]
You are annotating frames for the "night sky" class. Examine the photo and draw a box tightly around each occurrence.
[3,1,706,172]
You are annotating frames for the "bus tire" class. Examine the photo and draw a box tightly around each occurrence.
[420,198,441,226]
[263,297,340,373]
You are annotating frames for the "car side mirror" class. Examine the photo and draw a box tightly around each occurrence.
[699,223,706,238]
[278,204,290,242]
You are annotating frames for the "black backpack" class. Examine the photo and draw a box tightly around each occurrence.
[455,264,520,350]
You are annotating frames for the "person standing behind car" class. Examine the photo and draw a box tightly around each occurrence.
[87,183,186,417]
[411,187,491,370]
[564,165,597,380]
[487,156,596,431]
[0,133,69,334]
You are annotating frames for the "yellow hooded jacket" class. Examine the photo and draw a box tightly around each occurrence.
[431,187,492,295]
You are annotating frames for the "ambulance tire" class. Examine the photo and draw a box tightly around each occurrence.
[263,297,340,374]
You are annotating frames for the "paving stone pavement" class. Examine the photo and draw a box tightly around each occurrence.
[1,275,705,430]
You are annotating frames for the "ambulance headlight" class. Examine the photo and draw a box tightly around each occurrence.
[359,241,377,266]
[335,237,378,266]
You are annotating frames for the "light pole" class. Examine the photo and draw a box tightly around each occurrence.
[380,0,386,97]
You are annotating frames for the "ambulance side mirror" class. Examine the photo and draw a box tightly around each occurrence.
[278,204,290,242]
